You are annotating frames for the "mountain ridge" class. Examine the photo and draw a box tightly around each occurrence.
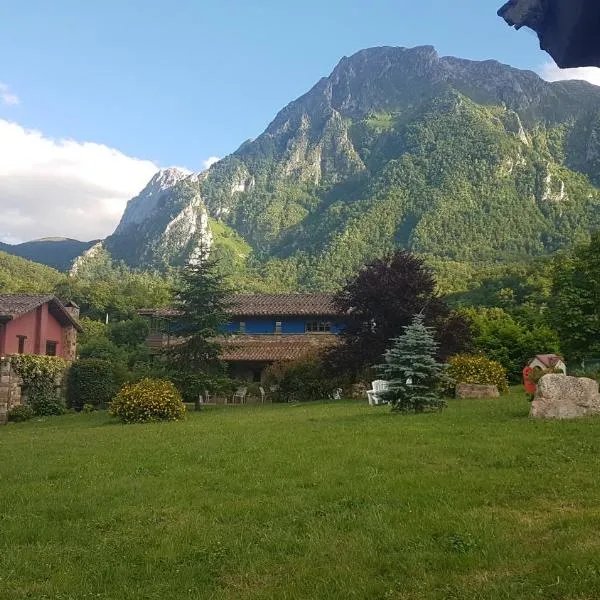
[6,45,600,292]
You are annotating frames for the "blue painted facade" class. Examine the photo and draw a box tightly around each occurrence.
[224,316,344,335]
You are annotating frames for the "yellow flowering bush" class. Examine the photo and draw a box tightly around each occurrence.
[446,354,509,394]
[109,378,186,424]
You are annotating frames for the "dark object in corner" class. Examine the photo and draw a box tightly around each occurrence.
[498,0,600,68]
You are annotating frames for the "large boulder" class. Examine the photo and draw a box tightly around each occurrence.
[456,384,500,399]
[530,374,600,419]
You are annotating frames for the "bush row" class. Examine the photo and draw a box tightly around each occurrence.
[8,348,514,425]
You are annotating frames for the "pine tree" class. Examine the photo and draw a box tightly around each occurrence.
[379,313,447,413]
[167,245,231,372]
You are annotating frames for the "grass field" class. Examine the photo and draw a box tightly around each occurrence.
[2,392,600,599]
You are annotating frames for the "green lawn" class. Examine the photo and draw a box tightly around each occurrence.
[2,393,600,599]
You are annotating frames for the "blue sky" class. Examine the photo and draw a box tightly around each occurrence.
[0,0,597,242]
[0,0,550,169]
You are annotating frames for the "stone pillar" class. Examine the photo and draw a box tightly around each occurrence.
[62,326,78,361]
[62,302,80,361]
[0,357,22,424]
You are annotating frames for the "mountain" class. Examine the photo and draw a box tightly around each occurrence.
[103,167,251,271]
[0,238,98,272]
[105,45,600,291]
[0,250,64,293]
[104,167,208,267]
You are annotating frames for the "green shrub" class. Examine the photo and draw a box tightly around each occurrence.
[264,356,344,403]
[11,355,68,416]
[27,382,67,416]
[160,365,232,403]
[446,354,509,394]
[7,404,34,422]
[462,307,561,381]
[66,359,117,411]
[109,378,186,424]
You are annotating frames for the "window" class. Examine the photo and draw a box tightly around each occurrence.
[17,335,27,354]
[305,321,332,333]
[275,321,282,334]
[239,321,246,334]
[45,341,58,357]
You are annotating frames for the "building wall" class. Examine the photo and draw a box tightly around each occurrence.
[2,310,39,355]
[1,304,67,358]
[45,313,64,356]
[225,317,345,335]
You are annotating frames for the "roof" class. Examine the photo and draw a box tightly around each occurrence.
[0,294,83,331]
[139,293,340,319]
[229,293,338,317]
[220,334,339,362]
[531,354,565,368]
[0,294,54,320]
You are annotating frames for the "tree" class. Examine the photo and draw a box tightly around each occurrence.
[463,306,560,380]
[166,248,231,372]
[549,233,600,361]
[328,250,471,376]
[379,314,447,413]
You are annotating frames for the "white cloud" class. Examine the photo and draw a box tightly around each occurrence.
[0,119,159,243]
[0,83,20,105]
[202,156,220,170]
[539,61,600,87]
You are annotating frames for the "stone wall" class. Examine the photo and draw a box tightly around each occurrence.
[0,357,22,424]
[62,325,78,361]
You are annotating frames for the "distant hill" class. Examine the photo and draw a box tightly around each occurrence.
[0,250,65,293]
[0,238,97,271]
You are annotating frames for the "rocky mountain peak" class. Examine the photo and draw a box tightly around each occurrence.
[114,167,192,234]
[146,167,191,194]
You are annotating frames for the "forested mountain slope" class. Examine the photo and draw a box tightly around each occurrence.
[98,46,600,290]
[0,251,65,293]
[0,239,96,272]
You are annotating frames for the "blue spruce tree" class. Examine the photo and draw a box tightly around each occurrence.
[379,314,447,413]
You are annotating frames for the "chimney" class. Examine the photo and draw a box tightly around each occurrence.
[63,301,80,321]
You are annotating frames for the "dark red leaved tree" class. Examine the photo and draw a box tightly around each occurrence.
[327,251,471,377]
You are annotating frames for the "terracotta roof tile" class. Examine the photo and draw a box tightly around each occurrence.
[0,294,55,319]
[0,294,83,331]
[139,293,341,319]
[220,334,339,362]
[229,293,338,317]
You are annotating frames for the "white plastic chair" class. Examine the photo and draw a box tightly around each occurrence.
[367,380,390,406]
[231,387,247,404]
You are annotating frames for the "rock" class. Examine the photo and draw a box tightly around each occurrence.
[456,384,500,399]
[530,374,600,419]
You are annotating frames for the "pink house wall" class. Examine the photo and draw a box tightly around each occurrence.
[0,304,64,357]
